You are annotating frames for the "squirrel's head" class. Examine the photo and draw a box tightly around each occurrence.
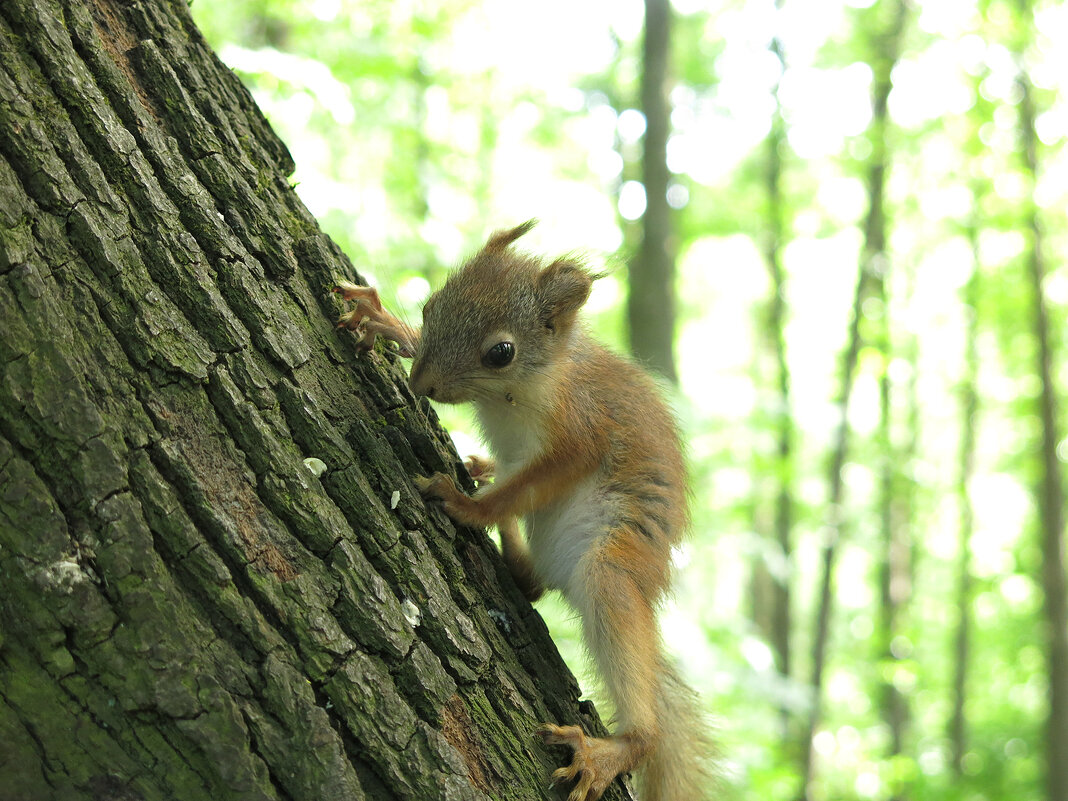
[409,221,593,406]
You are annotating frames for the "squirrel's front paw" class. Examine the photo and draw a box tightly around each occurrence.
[416,473,485,525]
[415,472,455,498]
[415,472,466,509]
[333,282,416,357]
[332,280,369,302]
[334,283,380,350]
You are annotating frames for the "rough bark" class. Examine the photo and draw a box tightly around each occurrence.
[626,0,676,383]
[1015,35,1068,801]
[0,1,628,800]
[798,2,906,797]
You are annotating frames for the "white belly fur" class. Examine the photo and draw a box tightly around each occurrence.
[525,475,614,600]
[474,398,613,600]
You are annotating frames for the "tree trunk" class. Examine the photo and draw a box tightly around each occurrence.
[798,2,906,797]
[797,236,865,801]
[875,265,915,801]
[0,2,629,800]
[1015,37,1068,801]
[627,0,676,382]
[949,195,981,776]
[762,0,794,712]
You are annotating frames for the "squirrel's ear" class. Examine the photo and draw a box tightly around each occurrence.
[484,219,537,251]
[537,258,592,330]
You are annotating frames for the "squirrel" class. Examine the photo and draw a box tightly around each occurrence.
[335,221,711,801]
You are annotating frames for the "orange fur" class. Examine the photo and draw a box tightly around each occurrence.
[498,515,543,602]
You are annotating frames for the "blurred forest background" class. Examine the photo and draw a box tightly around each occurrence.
[190,0,1068,799]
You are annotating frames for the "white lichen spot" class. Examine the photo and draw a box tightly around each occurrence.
[302,457,327,477]
[487,608,512,634]
[401,598,422,627]
[390,490,400,510]
[36,559,86,595]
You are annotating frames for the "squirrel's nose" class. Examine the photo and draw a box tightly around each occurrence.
[409,360,435,398]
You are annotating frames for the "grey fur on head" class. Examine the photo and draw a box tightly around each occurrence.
[409,222,594,406]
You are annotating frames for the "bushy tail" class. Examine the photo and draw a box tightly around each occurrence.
[639,661,717,801]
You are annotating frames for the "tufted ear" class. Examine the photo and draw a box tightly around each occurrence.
[483,219,537,251]
[536,258,593,332]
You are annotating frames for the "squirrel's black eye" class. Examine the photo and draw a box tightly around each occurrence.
[482,341,515,368]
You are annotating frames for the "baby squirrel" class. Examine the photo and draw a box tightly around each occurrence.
[336,221,709,801]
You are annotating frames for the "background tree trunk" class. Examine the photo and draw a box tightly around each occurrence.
[1015,27,1068,801]
[949,222,980,776]
[0,2,630,800]
[627,0,676,382]
[798,2,907,797]
[747,0,795,743]
[762,0,794,721]
[875,263,916,801]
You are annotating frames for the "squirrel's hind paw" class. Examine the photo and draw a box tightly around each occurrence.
[537,724,619,801]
